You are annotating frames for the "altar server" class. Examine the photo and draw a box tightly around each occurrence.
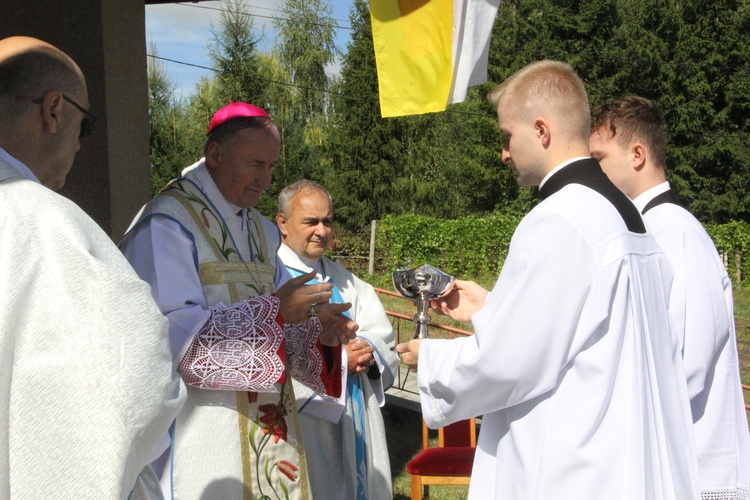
[397,60,700,499]
[590,95,750,499]
[0,36,185,498]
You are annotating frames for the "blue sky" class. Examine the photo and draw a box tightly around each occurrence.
[145,1,355,99]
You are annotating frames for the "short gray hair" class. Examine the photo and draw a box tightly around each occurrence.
[278,179,332,216]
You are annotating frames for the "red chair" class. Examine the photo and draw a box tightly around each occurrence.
[406,418,477,499]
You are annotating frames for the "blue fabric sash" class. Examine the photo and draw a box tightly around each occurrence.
[286,265,369,499]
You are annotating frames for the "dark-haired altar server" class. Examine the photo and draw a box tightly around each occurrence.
[591,95,750,500]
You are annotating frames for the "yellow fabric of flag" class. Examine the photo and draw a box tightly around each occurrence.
[370,0,454,118]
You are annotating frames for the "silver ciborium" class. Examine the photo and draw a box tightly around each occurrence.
[393,264,455,339]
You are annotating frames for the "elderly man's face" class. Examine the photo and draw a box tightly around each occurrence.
[207,126,280,208]
[278,189,333,262]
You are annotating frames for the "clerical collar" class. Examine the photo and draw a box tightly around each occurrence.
[538,157,589,190]
[0,146,39,183]
[279,243,324,278]
[538,158,646,233]
[302,255,323,274]
[632,182,671,213]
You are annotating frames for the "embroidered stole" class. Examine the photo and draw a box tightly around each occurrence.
[164,179,310,500]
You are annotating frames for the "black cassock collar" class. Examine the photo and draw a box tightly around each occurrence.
[641,189,683,215]
[537,158,646,234]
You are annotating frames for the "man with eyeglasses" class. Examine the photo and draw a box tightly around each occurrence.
[0,36,185,499]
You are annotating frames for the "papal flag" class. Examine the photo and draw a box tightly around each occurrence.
[369,0,502,118]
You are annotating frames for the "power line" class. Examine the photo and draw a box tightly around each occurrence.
[149,54,352,98]
[173,1,353,31]
[148,52,493,118]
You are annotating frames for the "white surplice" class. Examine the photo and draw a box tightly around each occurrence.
[417,159,700,499]
[0,153,185,499]
[277,243,400,500]
[634,182,750,499]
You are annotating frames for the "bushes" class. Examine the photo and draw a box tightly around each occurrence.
[705,221,750,288]
[375,213,522,280]
[334,214,750,288]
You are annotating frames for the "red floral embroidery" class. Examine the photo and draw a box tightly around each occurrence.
[259,403,288,443]
[277,460,298,482]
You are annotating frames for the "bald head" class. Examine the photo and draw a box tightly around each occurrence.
[0,36,89,189]
[0,37,85,121]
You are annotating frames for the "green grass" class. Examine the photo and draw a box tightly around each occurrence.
[734,288,750,386]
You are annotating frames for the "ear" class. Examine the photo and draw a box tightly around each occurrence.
[39,91,64,134]
[275,212,288,239]
[631,143,647,172]
[534,118,551,148]
[205,141,221,170]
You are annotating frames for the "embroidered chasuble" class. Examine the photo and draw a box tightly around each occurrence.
[121,160,341,499]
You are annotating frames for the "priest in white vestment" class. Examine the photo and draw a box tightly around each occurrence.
[275,180,400,500]
[0,36,186,499]
[590,95,750,500]
[120,103,358,499]
[398,61,701,500]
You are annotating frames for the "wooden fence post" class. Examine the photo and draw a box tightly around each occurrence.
[737,248,742,290]
[369,219,377,275]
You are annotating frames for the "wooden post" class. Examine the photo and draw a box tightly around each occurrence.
[736,248,742,289]
[369,220,377,275]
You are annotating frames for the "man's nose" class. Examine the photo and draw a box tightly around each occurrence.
[501,149,510,163]
[258,166,273,189]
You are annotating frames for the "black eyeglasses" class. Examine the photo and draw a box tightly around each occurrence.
[31,94,97,138]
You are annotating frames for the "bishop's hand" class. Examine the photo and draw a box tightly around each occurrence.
[316,302,358,346]
[276,270,333,324]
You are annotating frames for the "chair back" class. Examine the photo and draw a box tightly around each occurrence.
[422,418,477,449]
[440,418,476,447]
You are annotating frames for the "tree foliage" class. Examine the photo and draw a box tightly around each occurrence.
[208,0,265,106]
[147,43,203,194]
[147,0,750,235]
[273,0,336,118]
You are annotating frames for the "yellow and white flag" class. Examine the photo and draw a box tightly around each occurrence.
[370,0,502,118]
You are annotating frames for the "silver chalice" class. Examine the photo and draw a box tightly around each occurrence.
[393,264,455,339]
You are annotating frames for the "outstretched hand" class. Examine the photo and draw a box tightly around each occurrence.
[394,339,422,369]
[276,270,333,324]
[429,279,488,323]
[316,301,358,347]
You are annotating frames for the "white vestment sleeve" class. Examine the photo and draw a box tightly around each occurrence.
[121,215,335,396]
[645,211,731,404]
[418,212,597,426]
[120,215,212,362]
